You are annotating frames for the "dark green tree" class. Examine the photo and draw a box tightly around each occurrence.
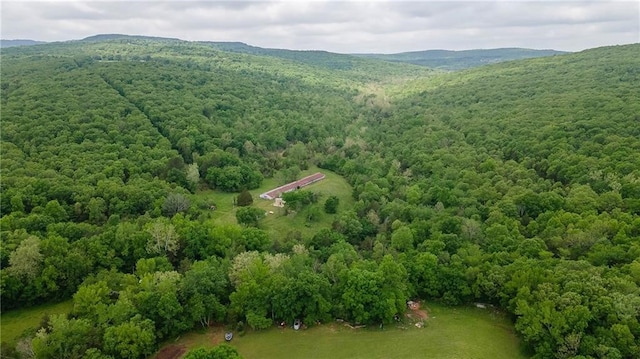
[236,190,253,207]
[324,195,340,214]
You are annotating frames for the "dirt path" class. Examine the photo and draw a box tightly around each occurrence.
[154,345,186,359]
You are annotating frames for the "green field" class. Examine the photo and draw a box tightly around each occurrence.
[192,166,354,240]
[0,300,73,345]
[164,304,528,359]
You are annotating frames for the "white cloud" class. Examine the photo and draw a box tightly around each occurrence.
[1,1,638,52]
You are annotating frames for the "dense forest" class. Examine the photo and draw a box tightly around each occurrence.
[1,38,639,359]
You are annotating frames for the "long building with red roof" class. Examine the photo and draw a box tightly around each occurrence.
[259,172,325,200]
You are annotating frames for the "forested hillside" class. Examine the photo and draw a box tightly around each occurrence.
[1,38,639,359]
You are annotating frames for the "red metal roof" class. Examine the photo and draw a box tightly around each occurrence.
[260,172,325,199]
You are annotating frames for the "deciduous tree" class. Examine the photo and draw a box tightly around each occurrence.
[8,236,43,280]
[145,220,180,256]
[162,193,190,217]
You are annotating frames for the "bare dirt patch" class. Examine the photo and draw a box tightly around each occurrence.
[208,326,226,346]
[405,300,428,323]
[154,345,186,359]
[153,326,226,359]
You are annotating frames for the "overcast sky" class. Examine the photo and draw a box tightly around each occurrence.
[1,1,638,53]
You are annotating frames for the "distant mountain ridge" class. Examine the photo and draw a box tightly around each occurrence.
[81,34,181,42]
[0,39,47,48]
[198,42,569,71]
[354,48,569,70]
[1,34,568,70]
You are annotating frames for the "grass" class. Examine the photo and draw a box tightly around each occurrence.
[158,303,528,359]
[192,166,354,240]
[0,300,73,345]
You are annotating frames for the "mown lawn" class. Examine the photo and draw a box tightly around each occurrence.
[163,303,528,359]
[0,300,73,345]
[192,166,354,240]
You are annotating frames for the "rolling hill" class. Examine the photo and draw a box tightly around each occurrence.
[1,34,566,71]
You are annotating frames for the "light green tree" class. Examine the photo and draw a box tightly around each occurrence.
[8,236,43,280]
[145,219,180,255]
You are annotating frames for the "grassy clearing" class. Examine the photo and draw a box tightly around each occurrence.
[0,300,73,345]
[192,166,354,240]
[161,303,527,359]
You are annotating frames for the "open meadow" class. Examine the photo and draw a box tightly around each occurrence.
[192,166,354,240]
[155,303,528,359]
[0,300,73,345]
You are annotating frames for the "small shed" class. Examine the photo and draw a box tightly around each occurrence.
[273,198,286,207]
